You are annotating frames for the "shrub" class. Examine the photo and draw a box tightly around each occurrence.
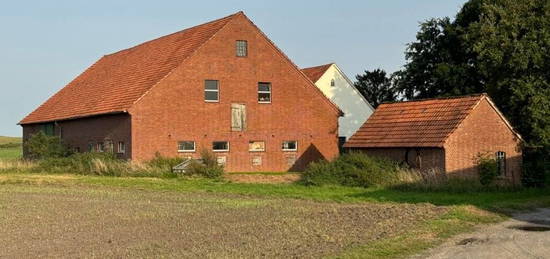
[185,149,224,179]
[299,152,401,187]
[24,132,70,159]
[475,152,499,186]
[522,145,550,188]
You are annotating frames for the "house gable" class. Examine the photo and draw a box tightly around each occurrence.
[127,12,340,166]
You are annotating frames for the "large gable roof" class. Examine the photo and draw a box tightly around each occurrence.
[301,63,333,83]
[20,12,239,125]
[344,94,520,148]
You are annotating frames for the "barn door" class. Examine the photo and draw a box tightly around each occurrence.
[231,103,246,131]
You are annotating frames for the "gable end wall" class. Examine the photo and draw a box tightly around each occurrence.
[444,98,522,183]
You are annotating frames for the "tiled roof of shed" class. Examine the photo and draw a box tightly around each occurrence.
[344,94,487,148]
[301,63,333,83]
[20,12,239,125]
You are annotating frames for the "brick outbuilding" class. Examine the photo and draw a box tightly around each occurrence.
[344,94,523,183]
[19,12,342,172]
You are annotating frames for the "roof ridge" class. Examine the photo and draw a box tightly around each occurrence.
[301,63,334,70]
[129,12,239,108]
[381,93,487,105]
[105,11,242,57]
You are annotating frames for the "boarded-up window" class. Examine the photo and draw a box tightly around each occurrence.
[249,141,265,152]
[231,103,246,131]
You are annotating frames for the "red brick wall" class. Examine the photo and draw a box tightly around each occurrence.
[444,99,522,183]
[352,147,445,172]
[128,15,340,172]
[22,114,132,159]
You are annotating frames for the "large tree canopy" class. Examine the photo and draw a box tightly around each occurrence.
[354,69,397,108]
[395,0,550,146]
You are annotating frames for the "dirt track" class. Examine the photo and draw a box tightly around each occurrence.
[0,184,445,258]
[415,208,550,259]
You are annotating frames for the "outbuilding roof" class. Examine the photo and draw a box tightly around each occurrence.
[344,94,520,148]
[20,12,239,125]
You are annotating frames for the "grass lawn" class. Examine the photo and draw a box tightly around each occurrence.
[0,136,22,161]
[1,172,550,258]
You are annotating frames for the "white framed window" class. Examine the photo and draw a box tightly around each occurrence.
[178,141,195,152]
[249,141,265,152]
[258,82,271,103]
[213,141,229,152]
[496,151,506,176]
[236,40,248,57]
[105,140,114,153]
[205,80,219,102]
[282,141,297,151]
[97,142,104,152]
[118,141,126,154]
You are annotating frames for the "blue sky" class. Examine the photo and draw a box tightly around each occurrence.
[0,0,466,137]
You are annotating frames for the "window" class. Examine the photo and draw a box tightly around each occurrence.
[204,80,219,102]
[330,79,335,87]
[178,141,195,152]
[258,82,271,103]
[338,136,346,153]
[96,142,104,152]
[42,123,55,136]
[88,142,94,152]
[213,141,229,152]
[282,141,297,151]
[236,40,247,57]
[118,141,126,154]
[249,141,265,152]
[231,103,246,131]
[105,140,114,153]
[496,151,506,176]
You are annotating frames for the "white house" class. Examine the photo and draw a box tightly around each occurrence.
[301,63,374,145]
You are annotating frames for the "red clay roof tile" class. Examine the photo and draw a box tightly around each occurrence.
[344,94,486,148]
[301,63,333,83]
[20,12,240,125]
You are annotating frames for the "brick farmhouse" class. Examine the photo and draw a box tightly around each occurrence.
[19,12,343,172]
[344,94,523,183]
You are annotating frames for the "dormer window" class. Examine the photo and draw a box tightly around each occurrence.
[236,40,247,57]
[330,79,335,87]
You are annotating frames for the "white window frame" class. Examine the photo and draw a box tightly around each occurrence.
[236,40,248,57]
[97,142,104,152]
[178,141,196,153]
[282,140,298,151]
[212,141,230,152]
[117,141,126,154]
[258,82,271,103]
[248,141,266,152]
[204,80,219,102]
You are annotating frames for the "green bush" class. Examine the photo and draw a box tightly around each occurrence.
[475,152,499,186]
[299,152,401,187]
[24,132,70,159]
[147,152,184,173]
[185,149,224,179]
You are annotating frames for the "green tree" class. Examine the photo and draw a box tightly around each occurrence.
[395,0,550,146]
[354,69,397,108]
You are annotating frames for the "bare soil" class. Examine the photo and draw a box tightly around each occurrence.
[225,173,301,184]
[0,184,445,258]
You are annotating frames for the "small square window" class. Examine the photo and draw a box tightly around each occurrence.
[236,40,247,57]
[178,141,195,152]
[282,141,297,151]
[118,141,126,154]
[258,82,271,103]
[249,141,265,152]
[97,142,104,152]
[213,141,229,152]
[205,80,219,102]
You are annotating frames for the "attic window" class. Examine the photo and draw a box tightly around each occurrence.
[330,79,335,87]
[205,80,219,102]
[236,40,247,57]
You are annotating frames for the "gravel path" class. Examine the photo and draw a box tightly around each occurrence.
[415,208,550,259]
